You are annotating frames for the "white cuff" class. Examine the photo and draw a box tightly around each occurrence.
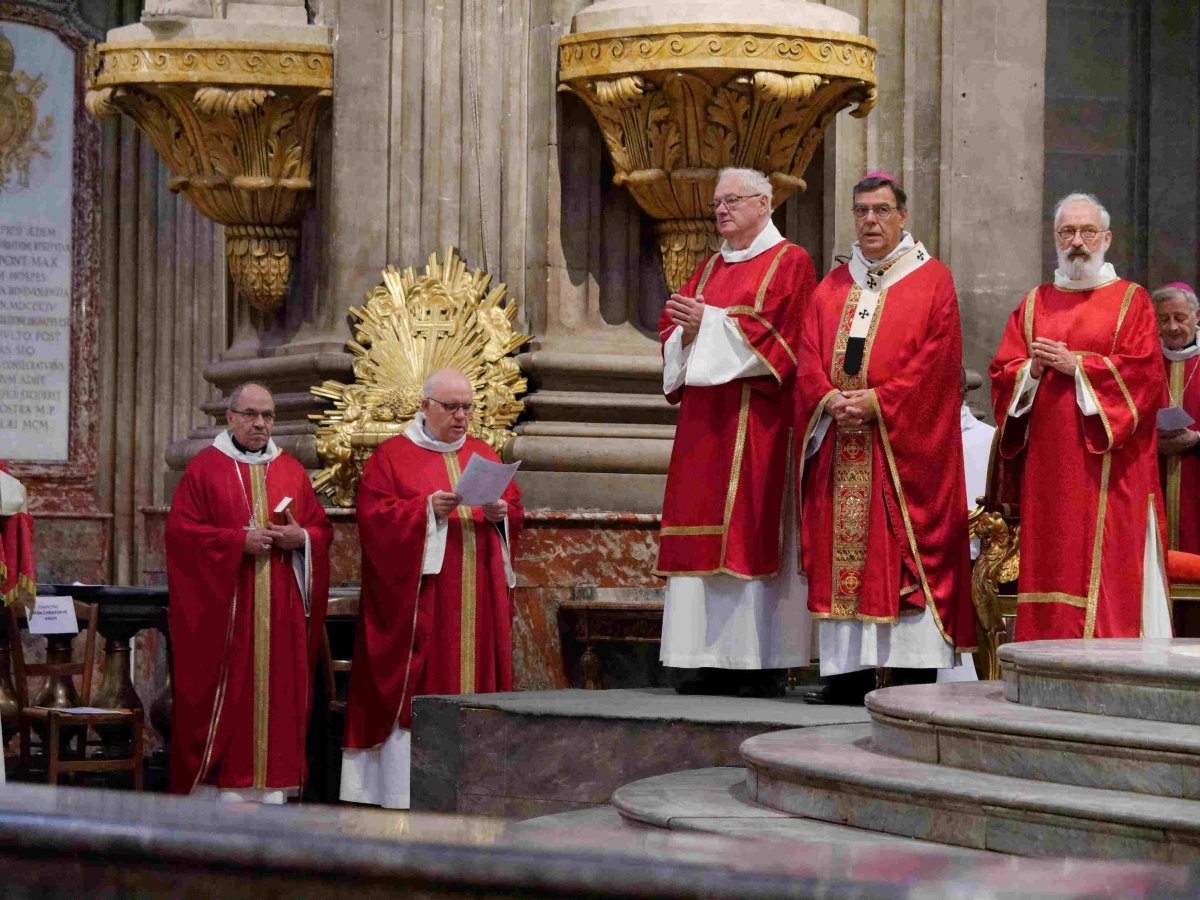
[290,529,312,615]
[662,326,690,395]
[496,521,516,589]
[684,306,769,387]
[0,470,28,516]
[806,413,832,459]
[1007,361,1040,417]
[1075,366,1099,416]
[421,496,448,575]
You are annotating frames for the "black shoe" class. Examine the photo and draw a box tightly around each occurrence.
[674,668,729,695]
[801,668,876,705]
[890,667,938,687]
[734,669,788,698]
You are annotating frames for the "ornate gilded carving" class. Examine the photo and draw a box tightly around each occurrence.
[559,25,877,292]
[85,42,331,310]
[310,248,531,507]
[0,29,55,192]
[969,508,1021,680]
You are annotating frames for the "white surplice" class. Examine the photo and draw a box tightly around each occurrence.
[658,221,813,670]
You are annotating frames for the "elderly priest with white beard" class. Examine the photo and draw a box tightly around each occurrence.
[991,192,1170,642]
[655,167,817,698]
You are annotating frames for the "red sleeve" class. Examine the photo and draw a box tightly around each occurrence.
[658,262,709,406]
[794,278,841,445]
[294,477,333,681]
[1076,287,1164,454]
[989,291,1035,459]
[729,245,815,395]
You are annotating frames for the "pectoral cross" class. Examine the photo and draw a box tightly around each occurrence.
[243,515,258,531]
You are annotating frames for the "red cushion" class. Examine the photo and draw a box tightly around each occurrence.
[1168,550,1200,585]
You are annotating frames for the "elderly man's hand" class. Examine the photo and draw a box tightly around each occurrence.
[243,527,275,556]
[1159,428,1200,457]
[1032,338,1077,377]
[482,499,508,523]
[665,293,705,346]
[430,490,460,519]
[266,509,306,551]
[828,390,876,428]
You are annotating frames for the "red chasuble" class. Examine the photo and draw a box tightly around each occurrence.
[794,252,975,651]
[1160,353,1200,553]
[166,446,332,794]
[344,434,523,750]
[0,460,35,607]
[991,280,1166,640]
[655,241,815,578]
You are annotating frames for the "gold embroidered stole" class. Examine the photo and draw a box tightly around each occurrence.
[248,463,271,787]
[828,283,888,617]
[443,452,478,693]
[1166,359,1187,549]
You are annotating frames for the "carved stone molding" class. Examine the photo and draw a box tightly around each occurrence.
[85,41,331,311]
[559,24,877,291]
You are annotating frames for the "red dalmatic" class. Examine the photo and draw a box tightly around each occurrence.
[991,280,1166,639]
[0,460,35,607]
[655,241,815,578]
[344,434,523,750]
[166,446,332,794]
[1160,354,1200,552]
[794,255,975,651]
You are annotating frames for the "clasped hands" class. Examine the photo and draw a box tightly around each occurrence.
[1158,428,1200,456]
[827,390,876,428]
[665,292,705,346]
[242,509,306,556]
[431,491,508,522]
[1030,337,1077,378]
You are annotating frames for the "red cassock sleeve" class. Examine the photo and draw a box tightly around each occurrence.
[344,443,430,749]
[989,294,1034,459]
[165,458,246,792]
[1075,287,1163,455]
[794,279,842,440]
[295,481,333,689]
[730,246,815,396]
[658,260,710,407]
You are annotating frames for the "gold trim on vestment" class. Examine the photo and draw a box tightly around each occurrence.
[1111,283,1138,352]
[659,525,725,535]
[753,245,789,312]
[1166,360,1185,549]
[697,253,720,293]
[726,245,793,387]
[1101,356,1139,431]
[444,454,477,694]
[1075,357,1115,453]
[250,464,271,788]
[195,580,239,790]
[1055,276,1120,293]
[719,384,753,564]
[1017,591,1089,609]
[1021,287,1038,353]
[1084,453,1112,638]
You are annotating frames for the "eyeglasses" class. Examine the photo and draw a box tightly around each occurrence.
[852,204,899,221]
[425,397,474,414]
[230,408,275,422]
[707,194,763,214]
[1055,226,1105,245]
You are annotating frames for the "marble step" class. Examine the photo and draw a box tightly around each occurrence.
[1000,638,1200,724]
[610,766,995,858]
[741,724,1200,863]
[867,681,1200,798]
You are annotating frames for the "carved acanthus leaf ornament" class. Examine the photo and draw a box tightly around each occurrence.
[84,42,332,310]
[558,25,877,292]
[310,248,530,507]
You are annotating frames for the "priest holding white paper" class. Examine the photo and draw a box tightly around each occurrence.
[341,368,523,809]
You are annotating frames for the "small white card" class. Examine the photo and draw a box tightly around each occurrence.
[29,596,79,635]
[453,454,521,507]
[1158,406,1196,431]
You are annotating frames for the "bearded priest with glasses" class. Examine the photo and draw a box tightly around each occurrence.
[166,382,333,801]
[794,172,977,706]
[990,193,1171,641]
[341,368,523,809]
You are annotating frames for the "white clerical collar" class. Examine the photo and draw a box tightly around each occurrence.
[1053,261,1118,292]
[0,468,28,516]
[1163,340,1200,362]
[213,429,281,465]
[848,234,929,291]
[719,220,784,263]
[405,412,466,453]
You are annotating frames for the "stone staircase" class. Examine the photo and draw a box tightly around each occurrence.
[611,639,1200,863]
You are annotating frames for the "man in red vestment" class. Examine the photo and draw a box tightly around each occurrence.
[1154,283,1200,553]
[991,193,1170,641]
[795,173,976,705]
[166,383,332,801]
[0,460,35,609]
[341,368,522,809]
[655,167,816,698]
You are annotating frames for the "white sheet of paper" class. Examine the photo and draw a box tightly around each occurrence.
[453,454,521,507]
[56,707,115,715]
[1158,406,1196,431]
[29,596,79,635]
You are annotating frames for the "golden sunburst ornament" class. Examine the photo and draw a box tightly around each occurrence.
[310,247,530,507]
[0,29,54,193]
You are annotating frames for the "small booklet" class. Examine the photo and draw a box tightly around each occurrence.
[1157,406,1195,431]
[272,496,294,526]
[454,455,521,507]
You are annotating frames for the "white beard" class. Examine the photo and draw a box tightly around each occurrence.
[1057,246,1105,282]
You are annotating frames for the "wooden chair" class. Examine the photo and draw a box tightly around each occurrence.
[7,601,144,790]
[321,625,352,718]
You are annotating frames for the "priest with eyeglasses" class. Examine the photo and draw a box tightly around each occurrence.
[795,172,976,705]
[991,192,1170,641]
[341,368,523,809]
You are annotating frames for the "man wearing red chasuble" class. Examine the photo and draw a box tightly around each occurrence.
[0,459,35,784]
[795,173,976,705]
[166,383,332,802]
[656,167,816,699]
[1154,283,1200,554]
[991,193,1171,642]
[341,369,522,809]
